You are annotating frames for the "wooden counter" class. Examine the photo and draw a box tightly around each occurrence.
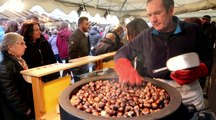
[20,52,116,120]
[21,52,116,77]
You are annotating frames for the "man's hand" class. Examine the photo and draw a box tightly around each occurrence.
[115,58,143,86]
[170,63,208,85]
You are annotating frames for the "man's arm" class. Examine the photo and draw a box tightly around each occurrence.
[114,32,146,86]
[69,34,80,59]
[114,32,145,61]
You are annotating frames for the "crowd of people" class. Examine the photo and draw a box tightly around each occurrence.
[0,0,216,119]
[0,14,124,120]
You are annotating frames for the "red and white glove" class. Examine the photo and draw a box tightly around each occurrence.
[115,58,143,86]
[170,63,208,85]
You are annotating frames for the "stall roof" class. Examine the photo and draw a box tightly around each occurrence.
[0,10,60,23]
[54,0,216,16]
[55,0,206,12]
[0,0,216,21]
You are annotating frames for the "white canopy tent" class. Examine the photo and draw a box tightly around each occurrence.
[29,5,120,25]
[0,0,216,23]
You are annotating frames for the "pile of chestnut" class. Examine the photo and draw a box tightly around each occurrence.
[70,80,170,117]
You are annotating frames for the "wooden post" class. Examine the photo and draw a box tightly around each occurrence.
[31,76,45,120]
[95,60,103,70]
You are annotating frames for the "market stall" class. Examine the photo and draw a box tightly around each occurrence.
[20,52,116,120]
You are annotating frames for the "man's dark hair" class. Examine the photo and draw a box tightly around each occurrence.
[202,15,211,21]
[26,14,39,21]
[146,0,174,12]
[78,17,88,26]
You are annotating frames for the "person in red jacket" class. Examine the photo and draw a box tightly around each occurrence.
[57,21,72,63]
[114,0,213,113]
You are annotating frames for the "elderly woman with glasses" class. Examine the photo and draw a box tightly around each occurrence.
[0,32,34,120]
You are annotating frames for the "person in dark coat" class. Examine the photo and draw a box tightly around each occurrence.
[125,18,149,77]
[115,0,213,112]
[89,26,101,55]
[201,15,216,49]
[69,17,90,59]
[69,17,90,82]
[95,32,116,56]
[105,25,124,50]
[199,15,216,88]
[19,20,59,82]
[0,33,34,120]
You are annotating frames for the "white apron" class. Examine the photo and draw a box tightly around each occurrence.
[154,78,205,110]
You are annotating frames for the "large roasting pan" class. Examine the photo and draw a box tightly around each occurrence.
[59,75,182,120]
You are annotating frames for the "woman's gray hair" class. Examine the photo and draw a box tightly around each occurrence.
[0,32,23,51]
[60,21,68,29]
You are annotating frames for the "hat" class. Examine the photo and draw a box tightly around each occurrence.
[0,17,9,21]
[202,15,211,21]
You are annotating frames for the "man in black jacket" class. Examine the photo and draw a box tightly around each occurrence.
[114,0,213,113]
[69,17,90,82]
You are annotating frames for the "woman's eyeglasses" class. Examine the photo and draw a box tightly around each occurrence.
[16,42,26,46]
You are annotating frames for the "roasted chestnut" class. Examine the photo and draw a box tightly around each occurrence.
[70,80,170,117]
